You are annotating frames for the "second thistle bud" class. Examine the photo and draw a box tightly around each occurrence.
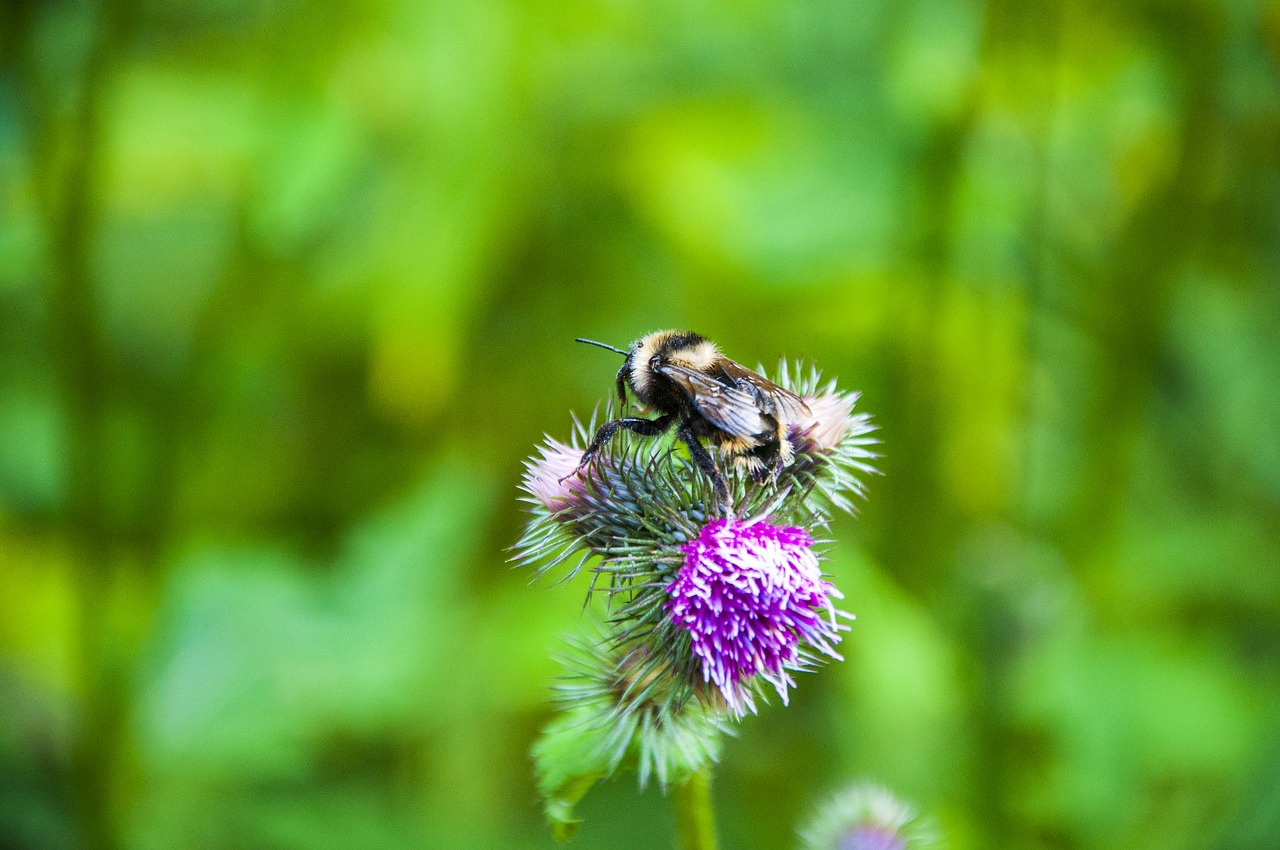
[798,783,940,850]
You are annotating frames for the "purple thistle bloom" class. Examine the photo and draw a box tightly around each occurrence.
[839,826,906,850]
[664,518,847,717]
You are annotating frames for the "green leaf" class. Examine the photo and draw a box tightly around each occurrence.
[532,708,612,841]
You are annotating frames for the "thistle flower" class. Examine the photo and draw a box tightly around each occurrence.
[663,518,848,718]
[798,783,940,850]
[519,361,879,838]
[777,377,878,518]
[521,438,588,512]
[796,389,859,451]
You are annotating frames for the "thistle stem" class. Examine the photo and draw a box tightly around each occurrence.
[672,767,718,850]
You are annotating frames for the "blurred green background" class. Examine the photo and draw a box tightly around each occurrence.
[2,0,1279,848]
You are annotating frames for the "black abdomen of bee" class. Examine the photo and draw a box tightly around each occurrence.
[717,430,784,481]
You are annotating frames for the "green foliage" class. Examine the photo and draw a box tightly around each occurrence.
[1,0,1279,847]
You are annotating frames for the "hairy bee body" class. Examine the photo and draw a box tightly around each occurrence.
[574,330,810,504]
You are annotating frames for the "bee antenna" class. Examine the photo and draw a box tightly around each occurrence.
[575,338,628,356]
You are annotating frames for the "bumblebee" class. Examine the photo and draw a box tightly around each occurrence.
[570,330,810,504]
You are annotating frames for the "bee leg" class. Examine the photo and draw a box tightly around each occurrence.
[676,423,731,514]
[614,365,630,407]
[562,414,675,482]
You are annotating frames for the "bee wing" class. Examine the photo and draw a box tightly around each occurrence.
[718,360,812,422]
[656,362,770,437]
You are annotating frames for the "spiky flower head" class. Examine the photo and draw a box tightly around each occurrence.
[522,438,588,513]
[796,389,859,452]
[798,783,940,850]
[665,518,847,718]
